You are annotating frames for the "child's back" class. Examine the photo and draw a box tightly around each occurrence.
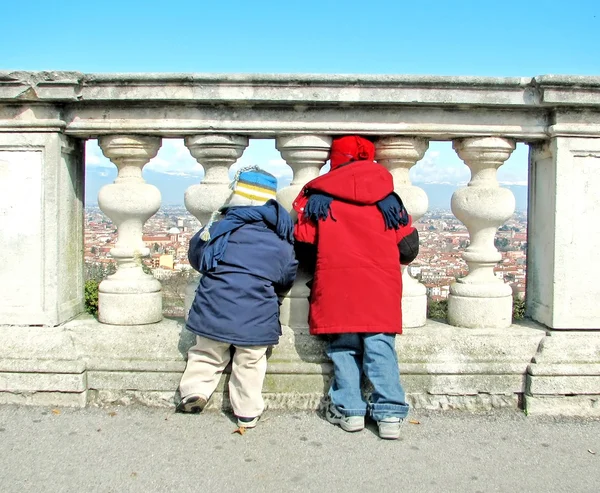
[292,136,419,440]
[178,168,297,427]
[187,201,296,346]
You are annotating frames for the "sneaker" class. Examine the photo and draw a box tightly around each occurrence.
[237,416,260,428]
[176,394,208,413]
[325,403,365,432]
[377,417,404,440]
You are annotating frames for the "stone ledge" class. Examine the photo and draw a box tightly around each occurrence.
[403,374,526,394]
[0,317,547,410]
[408,393,519,411]
[87,390,519,412]
[0,372,86,393]
[526,330,600,415]
[529,364,600,376]
[530,332,600,366]
[0,391,87,407]
[528,376,600,394]
[525,395,600,417]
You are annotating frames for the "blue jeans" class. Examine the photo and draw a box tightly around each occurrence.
[326,333,409,421]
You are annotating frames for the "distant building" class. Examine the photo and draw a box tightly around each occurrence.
[159,254,174,270]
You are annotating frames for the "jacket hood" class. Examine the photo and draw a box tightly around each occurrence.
[330,136,376,170]
[304,160,393,205]
[220,200,294,244]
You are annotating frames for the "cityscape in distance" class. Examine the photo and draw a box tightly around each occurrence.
[85,199,527,317]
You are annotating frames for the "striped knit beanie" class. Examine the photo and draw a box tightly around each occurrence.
[226,167,278,207]
[199,166,278,241]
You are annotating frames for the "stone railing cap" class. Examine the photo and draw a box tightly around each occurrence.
[1,71,600,108]
[0,71,534,86]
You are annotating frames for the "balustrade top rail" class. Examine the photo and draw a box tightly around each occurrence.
[1,72,599,139]
[1,72,600,106]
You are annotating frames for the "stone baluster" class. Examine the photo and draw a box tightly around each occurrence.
[375,137,430,328]
[275,135,333,215]
[184,135,249,225]
[182,135,249,318]
[97,135,163,325]
[275,135,332,330]
[448,137,516,328]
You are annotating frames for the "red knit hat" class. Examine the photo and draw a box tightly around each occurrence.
[329,136,375,170]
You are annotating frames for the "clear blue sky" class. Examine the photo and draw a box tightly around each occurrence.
[2,0,598,205]
[2,0,598,75]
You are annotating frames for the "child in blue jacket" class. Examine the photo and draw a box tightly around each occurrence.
[177,167,297,428]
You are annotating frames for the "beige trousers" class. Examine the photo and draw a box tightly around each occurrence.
[179,335,269,418]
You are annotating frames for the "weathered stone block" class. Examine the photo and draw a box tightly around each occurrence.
[402,374,526,395]
[0,130,84,326]
[87,390,174,408]
[0,326,83,373]
[407,393,519,411]
[0,372,85,392]
[525,395,600,417]
[87,371,181,392]
[0,391,87,408]
[528,376,600,395]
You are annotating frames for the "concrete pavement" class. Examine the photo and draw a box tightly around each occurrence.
[0,405,599,493]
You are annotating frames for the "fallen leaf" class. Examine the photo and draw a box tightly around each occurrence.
[232,427,247,435]
[408,419,421,425]
[51,409,61,415]
[588,449,596,455]
[108,412,117,417]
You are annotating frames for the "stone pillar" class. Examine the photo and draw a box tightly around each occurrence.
[375,136,429,328]
[528,137,600,329]
[184,135,249,225]
[97,135,163,325]
[182,135,249,319]
[275,135,332,329]
[0,127,84,326]
[447,137,516,328]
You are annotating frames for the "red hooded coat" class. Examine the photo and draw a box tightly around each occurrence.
[293,156,416,335]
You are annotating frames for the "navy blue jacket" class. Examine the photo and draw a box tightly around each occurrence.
[187,201,298,346]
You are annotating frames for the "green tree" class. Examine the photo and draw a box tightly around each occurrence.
[427,299,448,320]
[84,279,99,316]
[84,262,116,282]
[162,270,194,317]
[513,297,526,321]
[494,237,510,251]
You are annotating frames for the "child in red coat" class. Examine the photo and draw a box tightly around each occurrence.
[293,136,419,439]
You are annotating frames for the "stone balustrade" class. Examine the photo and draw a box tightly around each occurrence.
[1,72,600,416]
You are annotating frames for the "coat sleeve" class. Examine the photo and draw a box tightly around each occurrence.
[293,211,318,273]
[188,229,207,272]
[294,213,317,245]
[396,216,420,265]
[295,241,317,273]
[275,244,299,294]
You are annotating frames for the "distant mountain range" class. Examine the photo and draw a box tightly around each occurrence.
[417,183,528,211]
[85,167,528,211]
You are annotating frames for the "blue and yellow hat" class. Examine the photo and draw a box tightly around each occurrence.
[200,166,278,241]
[226,167,278,207]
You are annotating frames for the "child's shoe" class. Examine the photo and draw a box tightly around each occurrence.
[325,403,365,432]
[377,417,404,440]
[176,394,208,413]
[237,416,260,428]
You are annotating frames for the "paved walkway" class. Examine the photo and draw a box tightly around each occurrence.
[1,405,599,493]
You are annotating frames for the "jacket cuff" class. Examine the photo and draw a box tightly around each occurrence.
[399,229,419,265]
